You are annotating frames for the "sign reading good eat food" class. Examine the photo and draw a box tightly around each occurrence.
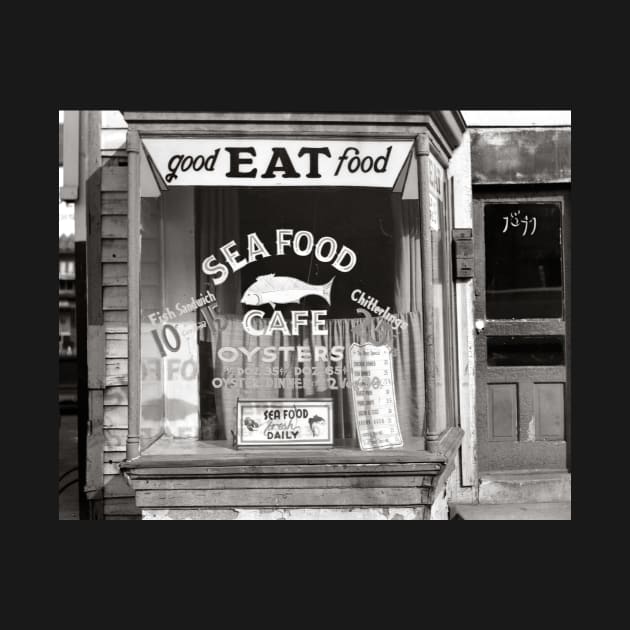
[142,139,413,187]
[236,399,333,447]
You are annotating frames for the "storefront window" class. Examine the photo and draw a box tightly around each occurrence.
[139,185,428,451]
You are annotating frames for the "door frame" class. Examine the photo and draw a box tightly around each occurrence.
[472,186,571,472]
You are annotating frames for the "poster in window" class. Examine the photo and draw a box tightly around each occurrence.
[349,342,403,450]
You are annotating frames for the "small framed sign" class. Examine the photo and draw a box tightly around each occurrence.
[236,398,333,448]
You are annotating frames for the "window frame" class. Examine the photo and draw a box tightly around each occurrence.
[125,123,464,462]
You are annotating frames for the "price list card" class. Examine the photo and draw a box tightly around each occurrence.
[349,342,403,451]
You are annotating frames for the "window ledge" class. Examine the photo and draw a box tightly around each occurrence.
[121,429,463,478]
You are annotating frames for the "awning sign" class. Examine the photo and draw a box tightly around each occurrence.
[142,139,413,188]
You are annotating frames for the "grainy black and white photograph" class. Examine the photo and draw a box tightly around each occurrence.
[58,109,571,520]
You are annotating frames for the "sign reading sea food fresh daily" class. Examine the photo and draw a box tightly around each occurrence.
[143,139,413,188]
[236,399,333,447]
[349,342,403,450]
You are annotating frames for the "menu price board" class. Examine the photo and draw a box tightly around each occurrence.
[236,398,333,448]
[349,342,403,450]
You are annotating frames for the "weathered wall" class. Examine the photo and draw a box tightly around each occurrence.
[471,128,571,185]
[142,507,429,520]
[97,112,139,519]
[430,467,459,520]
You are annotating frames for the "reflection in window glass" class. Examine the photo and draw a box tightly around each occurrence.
[484,203,563,319]
[139,187,429,451]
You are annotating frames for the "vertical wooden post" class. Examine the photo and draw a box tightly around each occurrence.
[126,130,141,460]
[416,133,438,451]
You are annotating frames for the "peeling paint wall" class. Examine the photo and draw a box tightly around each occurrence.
[142,507,429,520]
[431,468,458,520]
[471,128,571,185]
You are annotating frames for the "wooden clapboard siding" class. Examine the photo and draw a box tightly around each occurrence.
[106,358,128,386]
[102,238,128,262]
[103,263,128,286]
[104,310,128,324]
[104,451,126,475]
[105,325,128,334]
[104,385,128,406]
[102,239,156,264]
[102,192,128,215]
[87,325,105,388]
[101,215,127,238]
[86,390,104,497]
[104,462,121,476]
[104,473,135,498]
[136,487,431,508]
[97,149,135,514]
[134,476,434,491]
[104,428,128,451]
[104,405,128,428]
[104,498,141,518]
[102,166,128,192]
[103,286,128,311]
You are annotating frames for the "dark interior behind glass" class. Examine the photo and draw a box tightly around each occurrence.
[484,203,562,319]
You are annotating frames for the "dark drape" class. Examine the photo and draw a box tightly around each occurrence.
[196,189,425,443]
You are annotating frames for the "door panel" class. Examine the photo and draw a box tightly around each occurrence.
[474,191,570,472]
[534,383,565,440]
[488,384,518,441]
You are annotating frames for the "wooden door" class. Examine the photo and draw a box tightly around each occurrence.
[473,190,570,472]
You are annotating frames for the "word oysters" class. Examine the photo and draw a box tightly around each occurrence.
[201,229,356,286]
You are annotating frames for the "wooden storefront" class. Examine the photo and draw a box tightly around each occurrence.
[82,111,482,519]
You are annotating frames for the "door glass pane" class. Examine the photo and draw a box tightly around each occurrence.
[487,335,564,366]
[484,203,562,319]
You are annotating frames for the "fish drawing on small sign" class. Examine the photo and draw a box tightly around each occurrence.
[243,417,260,432]
[241,274,334,309]
[308,414,326,437]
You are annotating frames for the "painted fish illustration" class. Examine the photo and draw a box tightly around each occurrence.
[241,275,334,309]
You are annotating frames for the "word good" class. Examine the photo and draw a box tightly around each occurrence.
[241,275,334,308]
[164,149,220,183]
[201,230,356,286]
